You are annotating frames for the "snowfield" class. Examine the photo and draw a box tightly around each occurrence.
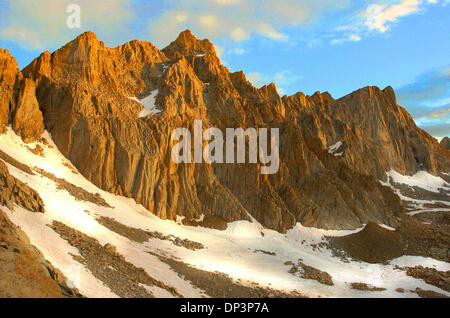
[384,169,450,193]
[0,128,449,298]
[380,169,450,215]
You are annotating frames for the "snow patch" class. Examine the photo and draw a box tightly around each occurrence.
[127,90,161,118]
[384,169,449,193]
[225,221,264,239]
[378,224,396,231]
[328,141,343,156]
[140,284,176,298]
[391,256,450,272]
[407,208,450,216]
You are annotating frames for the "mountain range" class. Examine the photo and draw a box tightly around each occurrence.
[0,30,449,298]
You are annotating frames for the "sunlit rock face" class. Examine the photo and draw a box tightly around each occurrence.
[2,30,449,232]
[0,49,44,141]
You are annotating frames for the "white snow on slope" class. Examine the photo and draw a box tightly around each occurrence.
[0,128,203,298]
[380,169,450,214]
[2,205,118,298]
[1,127,449,298]
[379,184,450,210]
[407,208,450,216]
[127,89,160,118]
[384,169,450,193]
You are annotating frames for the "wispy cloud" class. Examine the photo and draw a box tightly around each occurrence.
[146,0,350,47]
[274,70,303,86]
[414,103,450,123]
[397,67,450,105]
[247,73,270,88]
[418,124,450,138]
[227,48,246,55]
[330,33,361,45]
[1,26,43,49]
[1,0,448,53]
[328,0,449,46]
[247,70,302,95]
[397,66,450,137]
[363,0,422,33]
[0,0,134,50]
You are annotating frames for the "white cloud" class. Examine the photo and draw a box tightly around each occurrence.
[247,70,302,95]
[349,34,361,41]
[213,44,224,57]
[428,0,450,4]
[397,66,450,137]
[147,0,349,47]
[363,0,421,33]
[231,28,249,41]
[214,0,242,4]
[0,0,134,50]
[1,26,43,49]
[247,72,267,88]
[227,48,246,55]
[331,34,362,45]
[2,0,446,54]
[247,72,286,95]
[175,13,188,22]
[199,15,217,26]
[257,23,287,40]
[274,70,303,86]
[277,87,286,95]
[330,0,441,45]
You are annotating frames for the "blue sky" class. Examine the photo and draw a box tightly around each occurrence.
[0,0,448,138]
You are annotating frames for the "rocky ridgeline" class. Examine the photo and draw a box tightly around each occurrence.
[0,30,449,232]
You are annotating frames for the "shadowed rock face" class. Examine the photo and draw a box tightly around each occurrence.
[441,137,450,150]
[1,30,449,232]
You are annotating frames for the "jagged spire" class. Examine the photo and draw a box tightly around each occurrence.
[162,29,217,59]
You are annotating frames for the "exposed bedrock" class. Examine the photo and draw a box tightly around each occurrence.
[0,30,448,232]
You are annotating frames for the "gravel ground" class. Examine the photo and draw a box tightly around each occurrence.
[97,216,204,250]
[349,282,386,292]
[35,168,112,208]
[397,265,450,292]
[0,149,34,175]
[285,260,334,286]
[50,221,182,298]
[153,252,305,298]
[0,210,81,298]
[326,220,449,264]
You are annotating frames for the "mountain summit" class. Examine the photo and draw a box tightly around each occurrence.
[162,29,218,58]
